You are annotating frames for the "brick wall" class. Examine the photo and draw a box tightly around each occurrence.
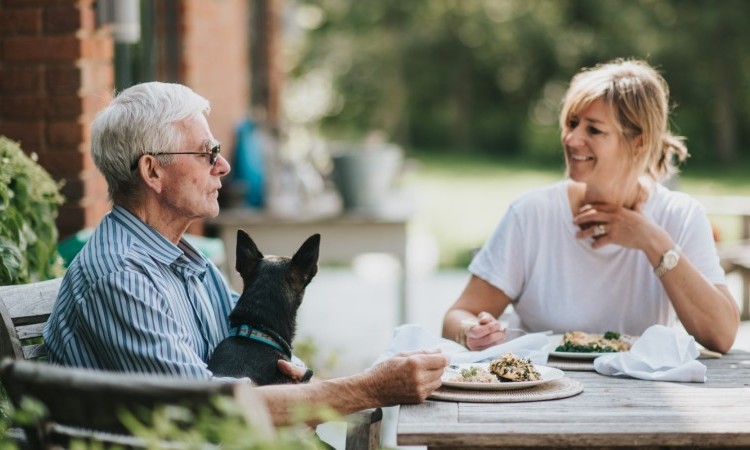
[181,0,249,162]
[0,0,112,239]
[0,0,253,240]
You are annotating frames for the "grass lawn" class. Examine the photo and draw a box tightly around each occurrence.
[405,152,750,268]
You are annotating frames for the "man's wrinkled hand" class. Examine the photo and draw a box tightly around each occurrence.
[365,349,449,406]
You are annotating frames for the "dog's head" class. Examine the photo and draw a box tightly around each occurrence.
[231,230,320,340]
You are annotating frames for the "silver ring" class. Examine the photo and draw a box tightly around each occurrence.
[593,224,606,237]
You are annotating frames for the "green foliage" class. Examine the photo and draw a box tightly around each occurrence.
[0,388,338,450]
[288,0,750,163]
[0,136,65,285]
[0,391,48,450]
[120,397,335,450]
[294,336,341,379]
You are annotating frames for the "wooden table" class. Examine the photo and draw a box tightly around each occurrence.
[208,206,412,324]
[398,351,750,449]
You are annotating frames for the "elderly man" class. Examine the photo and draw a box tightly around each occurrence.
[43,82,447,425]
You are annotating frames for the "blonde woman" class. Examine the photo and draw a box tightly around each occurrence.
[443,59,739,354]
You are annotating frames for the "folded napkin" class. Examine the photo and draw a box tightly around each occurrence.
[593,325,706,383]
[373,324,551,366]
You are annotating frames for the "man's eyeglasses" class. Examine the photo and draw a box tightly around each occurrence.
[131,143,221,171]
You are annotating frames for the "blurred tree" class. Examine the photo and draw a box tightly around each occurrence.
[286,0,749,164]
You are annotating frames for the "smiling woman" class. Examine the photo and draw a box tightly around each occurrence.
[442,58,740,355]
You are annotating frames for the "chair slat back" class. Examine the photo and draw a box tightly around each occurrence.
[0,278,61,361]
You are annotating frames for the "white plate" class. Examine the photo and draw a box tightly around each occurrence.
[442,363,564,391]
[548,350,607,360]
[548,334,635,360]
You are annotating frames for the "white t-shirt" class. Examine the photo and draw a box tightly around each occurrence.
[469,180,726,336]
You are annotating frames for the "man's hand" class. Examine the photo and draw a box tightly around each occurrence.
[363,349,449,405]
[278,360,313,382]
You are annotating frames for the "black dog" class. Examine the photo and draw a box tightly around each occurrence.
[207,230,319,385]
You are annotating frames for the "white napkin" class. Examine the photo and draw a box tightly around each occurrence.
[373,324,551,366]
[593,325,707,383]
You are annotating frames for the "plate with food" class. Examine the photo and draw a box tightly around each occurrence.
[442,353,564,390]
[549,331,635,360]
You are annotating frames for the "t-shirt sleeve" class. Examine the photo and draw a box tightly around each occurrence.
[469,205,527,300]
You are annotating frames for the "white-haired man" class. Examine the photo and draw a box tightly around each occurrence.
[44,82,447,424]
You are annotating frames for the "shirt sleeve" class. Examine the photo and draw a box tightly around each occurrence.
[77,271,214,379]
[469,204,527,300]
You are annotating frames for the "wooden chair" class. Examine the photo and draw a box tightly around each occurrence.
[0,278,382,450]
[0,357,276,449]
[0,277,61,361]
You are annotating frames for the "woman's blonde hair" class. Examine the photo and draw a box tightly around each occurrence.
[559,58,688,182]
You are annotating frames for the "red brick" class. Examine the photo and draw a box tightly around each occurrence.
[46,65,81,94]
[44,7,82,34]
[4,0,88,6]
[47,95,83,119]
[0,9,43,35]
[59,176,84,199]
[0,95,46,120]
[81,62,114,93]
[79,4,96,33]
[0,67,43,94]
[56,203,87,237]
[3,36,81,62]
[47,120,83,145]
[83,92,110,115]
[81,170,107,197]
[36,149,87,176]
[81,35,113,61]
[0,121,44,146]
[84,194,110,224]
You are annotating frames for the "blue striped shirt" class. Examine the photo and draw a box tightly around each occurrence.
[43,205,237,379]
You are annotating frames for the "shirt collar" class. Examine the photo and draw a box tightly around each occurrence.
[109,205,208,274]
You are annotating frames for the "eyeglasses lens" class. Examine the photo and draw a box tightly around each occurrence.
[210,145,221,166]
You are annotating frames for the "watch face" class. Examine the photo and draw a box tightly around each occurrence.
[665,251,679,267]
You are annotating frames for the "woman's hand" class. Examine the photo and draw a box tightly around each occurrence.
[464,311,506,351]
[574,202,668,251]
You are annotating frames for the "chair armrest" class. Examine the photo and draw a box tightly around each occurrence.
[344,408,383,450]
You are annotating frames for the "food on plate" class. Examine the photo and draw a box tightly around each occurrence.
[447,365,498,383]
[555,330,632,353]
[447,352,542,383]
[489,352,541,382]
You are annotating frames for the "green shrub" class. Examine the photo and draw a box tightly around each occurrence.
[1,391,335,450]
[0,136,65,285]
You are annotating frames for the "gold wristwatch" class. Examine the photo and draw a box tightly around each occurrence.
[654,244,681,278]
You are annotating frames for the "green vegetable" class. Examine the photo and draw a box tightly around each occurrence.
[554,342,618,353]
[604,331,621,340]
[460,366,479,378]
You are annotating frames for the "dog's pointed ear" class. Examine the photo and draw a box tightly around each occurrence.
[290,233,320,288]
[236,229,264,276]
